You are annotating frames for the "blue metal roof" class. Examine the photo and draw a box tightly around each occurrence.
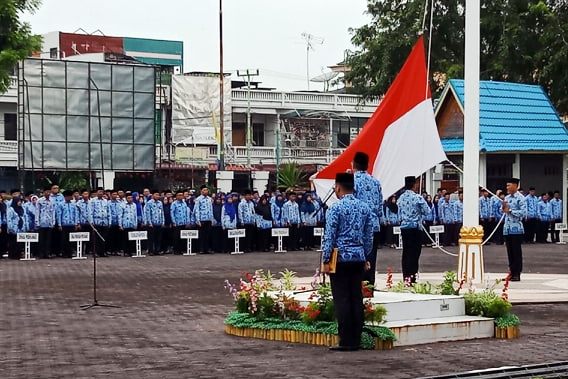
[439,79,568,152]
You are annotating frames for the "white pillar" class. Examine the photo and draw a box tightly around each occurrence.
[512,153,521,180]
[251,171,270,192]
[216,170,234,193]
[479,154,487,188]
[95,171,115,189]
[458,0,484,284]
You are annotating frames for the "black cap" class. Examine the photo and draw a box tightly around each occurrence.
[200,184,208,190]
[353,152,369,170]
[244,189,252,195]
[405,176,416,188]
[335,173,354,187]
[507,178,520,185]
[529,187,535,191]
[63,190,73,197]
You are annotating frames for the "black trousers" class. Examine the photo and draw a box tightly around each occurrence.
[363,232,380,286]
[172,226,185,254]
[287,224,300,251]
[442,224,454,246]
[243,223,256,252]
[330,261,365,348]
[256,228,271,252]
[51,227,62,257]
[7,233,22,259]
[147,225,162,254]
[38,227,52,259]
[551,219,561,243]
[198,221,212,253]
[536,221,550,243]
[212,225,224,253]
[61,226,76,258]
[301,225,316,249]
[122,228,136,256]
[0,224,7,253]
[108,225,121,254]
[524,218,537,243]
[161,225,174,253]
[422,221,434,245]
[401,228,422,283]
[505,234,523,277]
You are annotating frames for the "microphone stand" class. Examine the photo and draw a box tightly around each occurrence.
[77,202,119,310]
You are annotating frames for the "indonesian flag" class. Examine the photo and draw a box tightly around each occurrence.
[313,36,447,202]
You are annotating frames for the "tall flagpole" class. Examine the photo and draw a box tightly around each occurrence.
[458,0,485,284]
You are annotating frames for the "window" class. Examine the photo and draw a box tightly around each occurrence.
[50,48,58,59]
[252,123,264,146]
[4,114,17,141]
[334,117,368,147]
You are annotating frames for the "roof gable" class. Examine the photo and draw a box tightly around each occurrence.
[436,79,568,152]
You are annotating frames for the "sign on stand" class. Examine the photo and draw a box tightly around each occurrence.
[69,232,90,259]
[181,230,199,256]
[17,233,39,261]
[429,225,445,248]
[228,229,245,255]
[271,228,289,253]
[128,231,148,258]
[393,226,403,250]
[314,228,324,252]
[555,223,567,245]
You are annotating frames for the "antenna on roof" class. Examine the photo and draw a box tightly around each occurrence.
[301,32,324,91]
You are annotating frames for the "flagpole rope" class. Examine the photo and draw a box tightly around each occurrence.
[421,0,430,32]
[420,224,458,256]
[426,0,435,100]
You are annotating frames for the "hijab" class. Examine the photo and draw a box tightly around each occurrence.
[274,194,285,209]
[387,196,398,214]
[224,195,236,222]
[11,196,24,229]
[213,196,223,223]
[300,195,315,214]
[132,191,143,219]
[255,196,272,221]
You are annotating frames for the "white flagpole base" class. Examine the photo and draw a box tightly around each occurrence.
[20,258,36,261]
[230,251,244,255]
[183,252,197,256]
[72,256,87,260]
[458,226,485,284]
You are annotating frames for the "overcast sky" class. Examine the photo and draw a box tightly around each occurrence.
[23,0,371,91]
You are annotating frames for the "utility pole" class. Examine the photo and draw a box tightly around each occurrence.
[276,114,281,188]
[218,0,225,171]
[236,69,260,169]
[301,32,324,91]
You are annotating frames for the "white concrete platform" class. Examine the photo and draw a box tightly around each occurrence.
[284,289,494,346]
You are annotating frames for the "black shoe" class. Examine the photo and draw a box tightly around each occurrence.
[510,276,521,282]
[329,345,359,352]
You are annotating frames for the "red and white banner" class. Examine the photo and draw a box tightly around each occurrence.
[313,36,447,202]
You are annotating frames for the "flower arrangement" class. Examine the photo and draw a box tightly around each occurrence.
[385,267,393,289]
[362,281,374,298]
[364,300,387,325]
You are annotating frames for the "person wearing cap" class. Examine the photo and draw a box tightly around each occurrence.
[143,190,165,255]
[194,185,214,254]
[282,192,301,251]
[536,193,552,243]
[523,187,539,243]
[171,191,191,255]
[479,189,493,243]
[56,190,80,258]
[351,152,384,286]
[90,188,111,257]
[119,193,139,257]
[397,176,431,283]
[321,173,373,352]
[502,178,527,281]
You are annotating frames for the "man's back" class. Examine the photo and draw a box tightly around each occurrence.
[322,194,373,263]
[397,190,429,229]
[354,171,383,232]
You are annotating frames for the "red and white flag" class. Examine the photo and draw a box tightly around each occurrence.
[313,36,447,201]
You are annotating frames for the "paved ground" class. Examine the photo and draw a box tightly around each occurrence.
[0,243,566,379]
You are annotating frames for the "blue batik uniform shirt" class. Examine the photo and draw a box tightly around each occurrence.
[37,197,56,228]
[56,201,79,227]
[238,199,256,225]
[524,194,539,219]
[170,200,190,226]
[119,202,138,229]
[503,192,527,235]
[108,200,123,226]
[90,198,110,227]
[144,199,165,226]
[354,171,384,232]
[282,201,301,225]
[479,196,493,220]
[50,193,64,205]
[550,198,563,220]
[439,200,455,224]
[397,190,431,229]
[453,200,464,224]
[194,195,214,223]
[537,200,552,222]
[6,207,28,234]
[76,199,92,225]
[322,194,373,263]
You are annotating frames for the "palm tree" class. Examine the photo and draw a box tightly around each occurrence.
[277,162,307,191]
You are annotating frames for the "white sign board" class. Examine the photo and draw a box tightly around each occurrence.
[129,231,148,241]
[17,233,39,242]
[393,226,401,235]
[429,225,445,234]
[555,223,567,231]
[313,228,324,237]
[228,229,246,238]
[70,232,90,242]
[180,230,199,239]
[271,228,289,237]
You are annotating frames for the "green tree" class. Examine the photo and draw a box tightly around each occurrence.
[0,0,42,93]
[346,0,568,114]
[277,162,307,191]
